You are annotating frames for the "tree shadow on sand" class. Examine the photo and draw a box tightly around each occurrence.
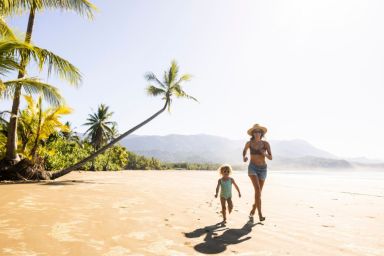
[184,218,260,254]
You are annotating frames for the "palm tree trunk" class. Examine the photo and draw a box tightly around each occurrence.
[50,99,169,180]
[31,98,42,159]
[5,6,36,162]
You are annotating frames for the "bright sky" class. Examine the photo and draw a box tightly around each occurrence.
[2,0,384,160]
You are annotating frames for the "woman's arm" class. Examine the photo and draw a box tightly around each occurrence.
[243,142,250,162]
[265,141,273,160]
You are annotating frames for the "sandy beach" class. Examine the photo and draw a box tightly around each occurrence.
[0,170,383,256]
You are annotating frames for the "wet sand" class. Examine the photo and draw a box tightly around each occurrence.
[0,170,383,255]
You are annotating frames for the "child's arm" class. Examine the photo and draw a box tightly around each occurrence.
[215,179,220,198]
[231,178,241,197]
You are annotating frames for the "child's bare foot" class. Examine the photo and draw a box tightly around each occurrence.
[228,206,233,214]
[249,204,256,217]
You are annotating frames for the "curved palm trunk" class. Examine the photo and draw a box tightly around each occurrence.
[5,6,36,162]
[50,99,169,180]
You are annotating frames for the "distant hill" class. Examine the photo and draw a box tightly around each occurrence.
[118,134,382,170]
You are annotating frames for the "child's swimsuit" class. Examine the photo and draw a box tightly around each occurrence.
[220,178,232,199]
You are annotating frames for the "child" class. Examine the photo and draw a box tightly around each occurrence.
[214,164,241,223]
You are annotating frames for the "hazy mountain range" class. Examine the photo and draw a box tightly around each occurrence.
[119,134,384,170]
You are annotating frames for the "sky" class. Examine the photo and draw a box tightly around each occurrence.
[2,0,384,160]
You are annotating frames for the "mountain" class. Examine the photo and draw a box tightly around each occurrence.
[118,134,376,169]
[120,134,243,164]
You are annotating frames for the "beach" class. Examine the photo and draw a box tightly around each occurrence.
[0,170,383,256]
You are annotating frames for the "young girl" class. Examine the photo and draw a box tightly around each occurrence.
[214,164,241,223]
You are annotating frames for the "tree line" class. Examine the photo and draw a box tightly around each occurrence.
[0,0,197,180]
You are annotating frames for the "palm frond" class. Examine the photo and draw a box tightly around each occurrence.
[4,77,64,106]
[172,84,198,102]
[0,40,26,74]
[0,16,16,40]
[146,85,166,97]
[0,0,96,19]
[31,46,82,86]
[145,72,166,88]
[0,79,5,92]
[168,60,179,84]
[173,74,192,86]
[0,40,82,86]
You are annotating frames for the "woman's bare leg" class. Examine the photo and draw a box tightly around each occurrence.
[259,179,265,191]
[258,179,266,221]
[248,175,264,221]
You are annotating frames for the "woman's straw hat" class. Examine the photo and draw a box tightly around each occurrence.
[247,124,267,136]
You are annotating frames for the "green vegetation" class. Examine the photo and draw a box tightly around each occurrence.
[0,2,198,180]
[50,60,196,179]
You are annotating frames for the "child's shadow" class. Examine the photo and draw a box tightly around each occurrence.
[184,219,260,254]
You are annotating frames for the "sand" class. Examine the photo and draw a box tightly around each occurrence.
[0,170,383,256]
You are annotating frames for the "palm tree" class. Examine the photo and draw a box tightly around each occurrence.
[83,104,115,171]
[60,121,80,142]
[1,0,96,163]
[28,96,72,158]
[50,61,197,179]
[83,104,115,151]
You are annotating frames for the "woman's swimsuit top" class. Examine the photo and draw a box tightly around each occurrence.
[250,140,266,155]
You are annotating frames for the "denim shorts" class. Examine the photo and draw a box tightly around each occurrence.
[248,163,267,180]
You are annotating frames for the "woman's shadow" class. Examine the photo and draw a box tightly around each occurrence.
[184,218,260,254]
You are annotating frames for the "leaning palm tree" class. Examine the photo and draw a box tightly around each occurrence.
[50,60,197,179]
[1,0,96,163]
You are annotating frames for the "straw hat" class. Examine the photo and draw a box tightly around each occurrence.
[247,124,267,136]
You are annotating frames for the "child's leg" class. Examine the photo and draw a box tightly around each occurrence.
[227,198,233,214]
[220,197,227,221]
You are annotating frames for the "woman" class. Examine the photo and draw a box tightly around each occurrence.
[242,124,272,221]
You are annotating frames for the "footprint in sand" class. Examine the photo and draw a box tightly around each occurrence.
[2,247,40,256]
[144,240,175,254]
[50,222,82,242]
[104,246,131,256]
[127,232,149,240]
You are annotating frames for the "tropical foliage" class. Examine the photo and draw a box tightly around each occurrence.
[1,0,94,163]
[83,104,116,150]
[50,60,196,179]
[145,60,197,111]
[0,3,199,180]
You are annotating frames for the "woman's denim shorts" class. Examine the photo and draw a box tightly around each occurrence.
[248,163,267,180]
